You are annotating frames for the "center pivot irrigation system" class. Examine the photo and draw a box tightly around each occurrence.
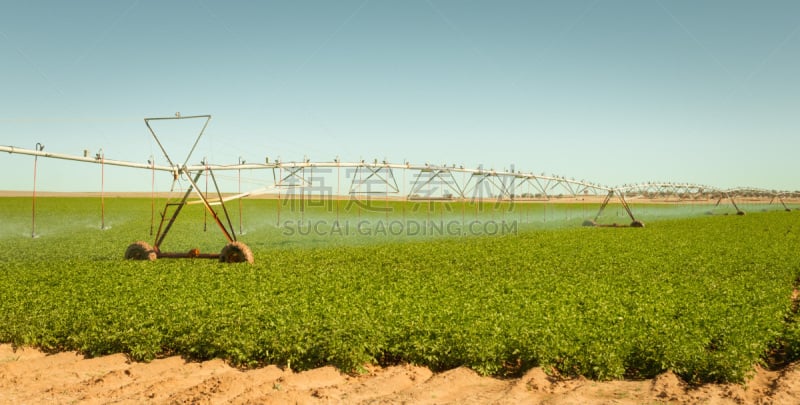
[2,114,797,264]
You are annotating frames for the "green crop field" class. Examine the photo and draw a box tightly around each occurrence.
[1,196,799,384]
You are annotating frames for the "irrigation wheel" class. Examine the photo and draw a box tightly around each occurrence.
[220,241,254,264]
[124,241,157,261]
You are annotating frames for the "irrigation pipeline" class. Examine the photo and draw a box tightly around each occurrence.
[2,144,798,225]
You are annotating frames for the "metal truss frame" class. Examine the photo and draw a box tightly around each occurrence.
[4,133,798,230]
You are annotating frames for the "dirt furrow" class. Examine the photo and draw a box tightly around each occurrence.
[4,344,800,404]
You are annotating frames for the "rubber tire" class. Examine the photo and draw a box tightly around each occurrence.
[630,220,645,228]
[220,241,254,264]
[125,241,157,261]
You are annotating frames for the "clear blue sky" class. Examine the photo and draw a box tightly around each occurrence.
[1,0,798,192]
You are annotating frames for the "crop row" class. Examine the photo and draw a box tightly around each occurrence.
[0,197,798,383]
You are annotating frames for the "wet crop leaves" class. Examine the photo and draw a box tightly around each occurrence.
[0,197,799,383]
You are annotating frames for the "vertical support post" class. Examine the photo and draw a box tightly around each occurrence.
[402,164,407,223]
[149,155,155,236]
[461,171,466,229]
[204,158,209,231]
[276,165,282,227]
[238,156,244,235]
[357,165,362,220]
[526,180,530,224]
[336,158,341,223]
[300,167,305,224]
[426,194,431,230]
[31,143,44,238]
[98,148,106,230]
[385,167,390,222]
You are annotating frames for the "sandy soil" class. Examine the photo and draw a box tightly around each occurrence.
[3,345,800,404]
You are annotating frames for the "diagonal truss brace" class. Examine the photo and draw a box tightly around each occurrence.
[590,189,642,227]
[273,166,311,188]
[349,165,400,194]
[145,115,211,170]
[408,168,464,199]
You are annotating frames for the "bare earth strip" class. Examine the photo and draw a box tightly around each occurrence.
[3,345,800,404]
